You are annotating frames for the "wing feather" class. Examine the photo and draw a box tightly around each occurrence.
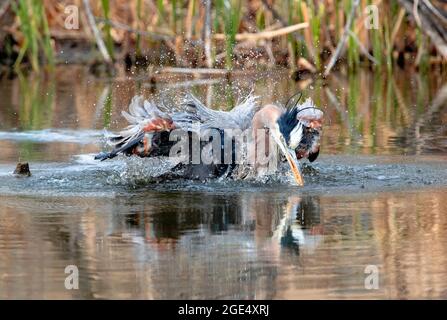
[172,93,259,132]
[96,93,259,160]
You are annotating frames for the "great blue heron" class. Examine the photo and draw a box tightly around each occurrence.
[95,93,323,186]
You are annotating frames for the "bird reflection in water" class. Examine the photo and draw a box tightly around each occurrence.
[121,193,324,260]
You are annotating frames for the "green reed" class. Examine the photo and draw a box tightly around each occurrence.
[13,0,54,72]
[255,5,265,30]
[217,0,242,69]
[7,0,441,73]
[171,0,178,33]
[308,0,324,70]
[136,0,143,57]
[286,0,295,67]
[294,0,308,60]
[345,0,359,71]
[101,0,114,60]
[156,0,164,25]
[35,0,53,67]
[286,0,308,67]
[335,0,341,43]
[365,0,382,67]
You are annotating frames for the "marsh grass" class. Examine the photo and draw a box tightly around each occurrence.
[293,0,307,59]
[135,0,143,57]
[103,90,113,128]
[101,0,115,60]
[156,0,165,26]
[217,0,242,69]
[308,1,324,70]
[171,0,178,33]
[369,1,383,67]
[9,0,444,72]
[335,0,341,44]
[13,0,54,72]
[286,0,296,68]
[345,0,359,71]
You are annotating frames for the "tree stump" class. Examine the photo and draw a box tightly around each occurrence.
[14,162,31,177]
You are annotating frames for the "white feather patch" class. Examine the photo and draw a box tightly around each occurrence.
[296,98,324,126]
[289,122,303,149]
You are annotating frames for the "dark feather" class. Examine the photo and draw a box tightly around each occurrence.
[308,149,319,162]
[94,131,145,161]
[285,92,303,109]
[277,106,299,145]
[277,91,305,145]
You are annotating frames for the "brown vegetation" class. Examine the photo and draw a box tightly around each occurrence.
[0,0,446,75]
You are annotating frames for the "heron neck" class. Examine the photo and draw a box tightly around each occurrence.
[252,104,283,131]
[249,104,283,169]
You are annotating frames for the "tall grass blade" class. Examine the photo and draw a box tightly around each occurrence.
[101,0,114,60]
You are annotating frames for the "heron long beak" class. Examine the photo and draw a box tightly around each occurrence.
[276,139,304,186]
[284,148,304,186]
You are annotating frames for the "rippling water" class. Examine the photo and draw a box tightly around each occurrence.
[0,67,446,299]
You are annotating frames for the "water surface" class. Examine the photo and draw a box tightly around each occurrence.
[0,67,446,299]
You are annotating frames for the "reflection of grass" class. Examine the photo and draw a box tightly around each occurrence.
[347,72,360,128]
[103,89,113,128]
[370,73,382,153]
[223,82,236,110]
[15,71,55,161]
[384,74,395,130]
[17,71,55,130]
[416,72,428,115]
[416,30,429,74]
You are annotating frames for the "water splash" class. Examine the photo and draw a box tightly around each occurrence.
[106,155,184,186]
[0,129,103,144]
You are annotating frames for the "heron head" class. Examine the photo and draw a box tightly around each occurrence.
[273,96,324,186]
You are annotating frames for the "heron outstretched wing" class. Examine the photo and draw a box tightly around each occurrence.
[172,93,259,133]
[95,93,259,160]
